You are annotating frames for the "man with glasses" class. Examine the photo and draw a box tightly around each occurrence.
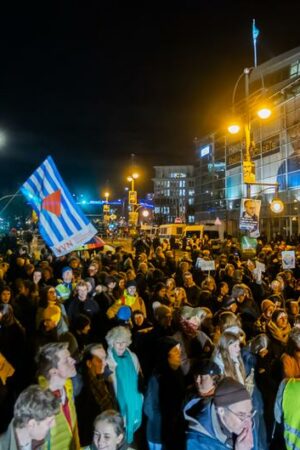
[185,377,254,449]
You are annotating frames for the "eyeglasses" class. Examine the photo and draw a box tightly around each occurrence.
[225,406,256,422]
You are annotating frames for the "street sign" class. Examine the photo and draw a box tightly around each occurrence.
[129,190,137,205]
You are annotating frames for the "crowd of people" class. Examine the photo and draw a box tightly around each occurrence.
[0,232,300,449]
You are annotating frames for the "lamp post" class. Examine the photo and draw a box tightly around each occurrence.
[103,191,110,223]
[127,173,139,233]
[227,67,272,198]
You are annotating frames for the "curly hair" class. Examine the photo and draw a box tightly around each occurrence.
[105,326,132,348]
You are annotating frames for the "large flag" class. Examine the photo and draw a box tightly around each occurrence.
[252,19,260,67]
[21,156,97,256]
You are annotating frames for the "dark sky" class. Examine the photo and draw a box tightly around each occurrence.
[0,1,300,201]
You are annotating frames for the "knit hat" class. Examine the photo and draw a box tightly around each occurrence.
[214,377,250,407]
[261,299,275,313]
[126,280,137,289]
[42,305,61,326]
[62,266,72,274]
[116,305,132,321]
[192,359,221,377]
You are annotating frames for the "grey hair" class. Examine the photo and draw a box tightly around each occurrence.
[106,326,132,348]
[14,385,60,428]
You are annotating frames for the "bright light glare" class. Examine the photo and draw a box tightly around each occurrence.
[142,209,150,217]
[104,192,110,198]
[270,198,284,214]
[228,124,240,134]
[257,107,272,120]
[132,173,139,179]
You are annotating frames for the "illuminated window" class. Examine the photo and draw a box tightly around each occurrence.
[290,61,300,78]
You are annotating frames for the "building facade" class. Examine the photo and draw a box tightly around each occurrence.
[153,165,195,224]
[194,47,300,239]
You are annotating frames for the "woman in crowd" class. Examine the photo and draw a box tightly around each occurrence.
[36,285,69,334]
[89,410,135,450]
[106,326,143,445]
[0,286,13,305]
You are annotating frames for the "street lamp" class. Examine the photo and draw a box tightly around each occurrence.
[127,173,139,232]
[103,191,110,222]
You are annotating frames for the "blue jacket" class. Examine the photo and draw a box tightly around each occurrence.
[184,397,233,450]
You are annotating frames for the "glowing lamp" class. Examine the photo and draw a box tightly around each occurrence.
[228,124,241,134]
[142,209,150,218]
[270,198,284,214]
[257,107,272,120]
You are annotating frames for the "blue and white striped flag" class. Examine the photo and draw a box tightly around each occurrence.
[21,156,97,256]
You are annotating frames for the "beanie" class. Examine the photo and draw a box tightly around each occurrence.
[42,305,61,326]
[116,305,132,321]
[62,266,72,274]
[126,280,137,289]
[214,377,250,407]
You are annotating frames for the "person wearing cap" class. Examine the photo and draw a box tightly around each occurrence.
[184,377,254,450]
[185,359,222,404]
[106,280,147,320]
[56,267,74,304]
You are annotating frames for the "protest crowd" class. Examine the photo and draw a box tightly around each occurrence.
[1,230,300,450]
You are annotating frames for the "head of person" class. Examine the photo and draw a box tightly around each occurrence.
[39,286,57,308]
[0,303,16,327]
[88,263,98,277]
[125,280,137,297]
[225,263,235,277]
[248,333,269,358]
[13,385,60,441]
[271,309,288,329]
[261,299,275,319]
[231,284,247,304]
[93,410,126,450]
[0,286,13,304]
[214,377,253,436]
[33,268,42,285]
[62,266,73,284]
[219,281,229,296]
[126,269,136,282]
[36,342,76,385]
[183,271,194,287]
[271,279,282,294]
[106,326,132,357]
[156,336,181,371]
[287,299,300,316]
[153,304,172,328]
[76,280,89,302]
[192,359,222,396]
[217,311,242,335]
[154,282,167,299]
[138,262,148,274]
[244,199,256,217]
[132,310,145,328]
[73,313,91,335]
[201,276,216,293]
[42,267,53,281]
[82,344,107,377]
[179,305,207,330]
[166,277,176,291]
[106,276,117,291]
[218,331,246,381]
[222,296,238,314]
[42,305,61,332]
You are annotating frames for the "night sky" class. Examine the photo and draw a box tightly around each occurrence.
[0,1,300,202]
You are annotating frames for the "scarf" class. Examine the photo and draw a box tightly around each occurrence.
[180,318,199,338]
[267,319,291,344]
[112,349,143,443]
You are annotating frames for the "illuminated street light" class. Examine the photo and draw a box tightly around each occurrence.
[142,209,150,218]
[257,106,272,120]
[270,198,284,214]
[228,123,241,134]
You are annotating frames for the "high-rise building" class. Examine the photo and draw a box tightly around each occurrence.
[194,47,300,239]
[153,165,195,224]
